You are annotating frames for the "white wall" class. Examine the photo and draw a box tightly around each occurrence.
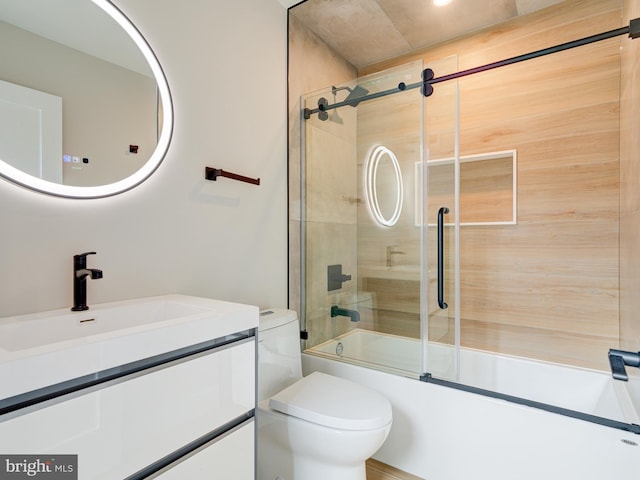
[0,0,288,317]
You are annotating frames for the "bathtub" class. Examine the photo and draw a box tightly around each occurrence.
[304,329,640,480]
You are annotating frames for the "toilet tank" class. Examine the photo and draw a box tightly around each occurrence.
[258,309,303,401]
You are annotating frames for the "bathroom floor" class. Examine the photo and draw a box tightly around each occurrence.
[366,459,424,480]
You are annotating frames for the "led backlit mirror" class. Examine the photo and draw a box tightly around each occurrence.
[0,0,173,198]
[364,145,404,227]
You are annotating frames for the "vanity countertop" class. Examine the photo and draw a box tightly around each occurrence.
[0,294,258,400]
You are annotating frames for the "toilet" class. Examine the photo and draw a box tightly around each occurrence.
[257,309,392,480]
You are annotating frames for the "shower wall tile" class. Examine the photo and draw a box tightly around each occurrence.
[305,124,357,224]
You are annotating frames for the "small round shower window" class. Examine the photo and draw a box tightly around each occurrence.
[364,145,404,227]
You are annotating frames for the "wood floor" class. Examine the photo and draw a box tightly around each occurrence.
[366,459,424,480]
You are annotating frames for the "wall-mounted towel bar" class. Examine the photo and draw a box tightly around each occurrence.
[205,167,260,185]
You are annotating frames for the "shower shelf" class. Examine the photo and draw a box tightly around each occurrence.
[205,167,260,186]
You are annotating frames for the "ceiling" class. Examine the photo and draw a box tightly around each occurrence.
[290,0,566,68]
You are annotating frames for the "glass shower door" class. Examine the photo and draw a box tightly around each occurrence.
[355,63,424,375]
[300,84,359,353]
[421,56,460,382]
[301,62,428,377]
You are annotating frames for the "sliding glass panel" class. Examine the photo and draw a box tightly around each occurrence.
[355,62,423,376]
[422,56,460,382]
[302,62,425,378]
[449,34,631,426]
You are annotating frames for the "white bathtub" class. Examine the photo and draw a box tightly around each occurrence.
[304,329,640,480]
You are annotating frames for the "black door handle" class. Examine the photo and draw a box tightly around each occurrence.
[437,207,449,310]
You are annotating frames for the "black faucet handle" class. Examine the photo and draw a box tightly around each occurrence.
[74,252,97,269]
[608,348,640,382]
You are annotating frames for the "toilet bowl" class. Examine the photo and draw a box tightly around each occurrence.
[257,309,392,480]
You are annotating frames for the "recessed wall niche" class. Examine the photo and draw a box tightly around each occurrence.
[416,150,517,226]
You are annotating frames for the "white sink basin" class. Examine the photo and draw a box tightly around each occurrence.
[0,295,258,400]
[0,297,212,352]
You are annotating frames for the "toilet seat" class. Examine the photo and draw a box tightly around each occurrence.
[268,371,392,431]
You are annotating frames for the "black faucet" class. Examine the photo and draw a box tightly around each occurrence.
[72,252,103,311]
[331,305,360,323]
[608,348,640,381]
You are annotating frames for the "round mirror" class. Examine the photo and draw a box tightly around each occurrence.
[364,145,403,227]
[0,0,173,198]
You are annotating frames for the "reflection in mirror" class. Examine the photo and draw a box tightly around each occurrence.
[0,0,172,198]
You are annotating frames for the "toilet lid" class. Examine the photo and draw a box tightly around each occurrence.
[268,371,392,431]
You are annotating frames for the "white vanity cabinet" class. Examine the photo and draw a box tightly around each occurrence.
[0,296,258,480]
[153,422,254,479]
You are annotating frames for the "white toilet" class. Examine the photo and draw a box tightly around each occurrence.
[257,309,392,480]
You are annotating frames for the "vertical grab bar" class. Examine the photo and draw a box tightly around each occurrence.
[438,207,449,309]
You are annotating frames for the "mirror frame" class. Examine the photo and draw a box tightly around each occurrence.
[0,0,173,199]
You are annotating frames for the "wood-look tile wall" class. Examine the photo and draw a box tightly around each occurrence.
[357,0,624,370]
